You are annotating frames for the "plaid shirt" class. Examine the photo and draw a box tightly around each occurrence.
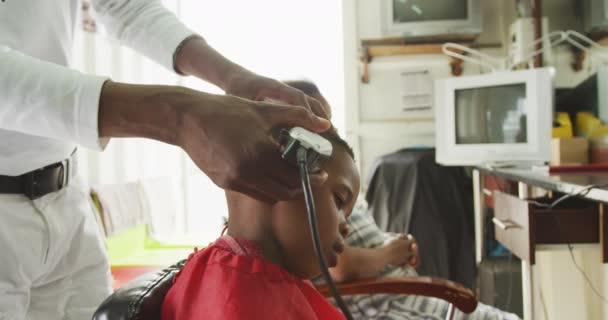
[315,199,520,320]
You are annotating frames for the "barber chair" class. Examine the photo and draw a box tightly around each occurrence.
[93,260,477,320]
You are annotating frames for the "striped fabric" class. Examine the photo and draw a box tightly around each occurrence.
[318,199,521,320]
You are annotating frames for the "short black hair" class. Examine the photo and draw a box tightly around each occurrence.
[284,79,354,160]
[320,128,354,160]
[284,80,321,97]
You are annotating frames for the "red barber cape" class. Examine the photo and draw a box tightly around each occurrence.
[161,236,346,320]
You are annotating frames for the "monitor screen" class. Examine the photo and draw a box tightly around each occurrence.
[393,0,468,23]
[455,83,527,144]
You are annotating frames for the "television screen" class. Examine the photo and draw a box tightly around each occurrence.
[393,0,468,23]
[455,84,527,144]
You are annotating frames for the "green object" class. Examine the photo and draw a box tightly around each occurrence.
[106,224,199,267]
[92,191,202,267]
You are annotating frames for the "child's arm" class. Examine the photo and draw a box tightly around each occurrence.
[329,234,418,283]
[329,245,390,282]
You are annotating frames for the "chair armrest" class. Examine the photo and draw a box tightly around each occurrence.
[316,276,477,314]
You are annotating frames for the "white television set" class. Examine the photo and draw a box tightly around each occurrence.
[434,68,554,166]
[380,0,482,39]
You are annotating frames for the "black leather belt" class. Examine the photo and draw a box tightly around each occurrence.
[0,151,77,199]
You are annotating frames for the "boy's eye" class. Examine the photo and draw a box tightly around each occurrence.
[334,194,344,209]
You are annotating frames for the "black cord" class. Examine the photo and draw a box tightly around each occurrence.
[487,175,608,306]
[488,175,608,307]
[296,147,354,320]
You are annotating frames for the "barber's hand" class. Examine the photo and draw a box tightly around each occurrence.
[174,37,330,119]
[178,92,331,202]
[99,81,329,202]
[381,234,420,268]
[224,70,330,120]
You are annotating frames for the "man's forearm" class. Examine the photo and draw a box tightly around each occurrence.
[98,81,188,145]
[172,36,330,120]
[174,37,249,91]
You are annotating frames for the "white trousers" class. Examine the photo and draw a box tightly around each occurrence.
[0,176,112,320]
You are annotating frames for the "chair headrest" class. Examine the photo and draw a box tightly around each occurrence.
[93,260,186,320]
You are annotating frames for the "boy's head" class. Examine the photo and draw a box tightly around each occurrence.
[269,127,359,278]
[284,80,332,119]
[225,81,359,279]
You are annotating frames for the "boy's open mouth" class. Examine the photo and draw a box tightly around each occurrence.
[326,241,345,267]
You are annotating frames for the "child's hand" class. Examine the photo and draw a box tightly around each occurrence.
[381,234,420,268]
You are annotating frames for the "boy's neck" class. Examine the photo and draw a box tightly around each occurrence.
[225,193,286,269]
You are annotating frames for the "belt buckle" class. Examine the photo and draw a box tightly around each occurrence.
[24,158,70,200]
[59,158,70,189]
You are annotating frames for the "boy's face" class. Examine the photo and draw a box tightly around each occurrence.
[271,146,360,279]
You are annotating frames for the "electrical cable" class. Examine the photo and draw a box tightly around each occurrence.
[487,175,608,308]
[296,147,354,320]
[442,30,571,73]
[442,42,505,72]
[547,183,608,305]
[565,30,608,64]
[506,31,568,70]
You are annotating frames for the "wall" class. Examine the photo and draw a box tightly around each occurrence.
[343,1,608,319]
[347,0,509,182]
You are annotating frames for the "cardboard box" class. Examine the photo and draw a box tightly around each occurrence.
[551,137,589,166]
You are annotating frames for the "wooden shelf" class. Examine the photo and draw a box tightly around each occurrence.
[361,42,502,58]
[365,43,469,57]
[357,35,501,83]
[359,42,472,83]
[361,34,478,47]
[598,37,608,47]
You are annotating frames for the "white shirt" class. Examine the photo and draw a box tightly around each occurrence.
[0,0,195,175]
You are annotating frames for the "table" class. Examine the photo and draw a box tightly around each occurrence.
[473,167,608,320]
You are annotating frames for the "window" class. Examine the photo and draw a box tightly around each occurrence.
[75,0,346,243]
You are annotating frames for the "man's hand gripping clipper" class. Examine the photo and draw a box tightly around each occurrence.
[278,127,333,171]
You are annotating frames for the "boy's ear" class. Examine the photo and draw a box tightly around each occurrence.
[309,171,329,186]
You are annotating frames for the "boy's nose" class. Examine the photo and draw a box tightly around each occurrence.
[339,222,350,238]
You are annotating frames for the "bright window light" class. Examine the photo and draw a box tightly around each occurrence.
[76,0,346,244]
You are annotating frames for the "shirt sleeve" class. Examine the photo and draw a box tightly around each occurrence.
[0,45,109,150]
[90,0,197,72]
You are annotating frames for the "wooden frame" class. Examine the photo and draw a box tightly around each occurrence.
[316,276,478,315]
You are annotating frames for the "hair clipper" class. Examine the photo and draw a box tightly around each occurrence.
[278,127,333,171]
